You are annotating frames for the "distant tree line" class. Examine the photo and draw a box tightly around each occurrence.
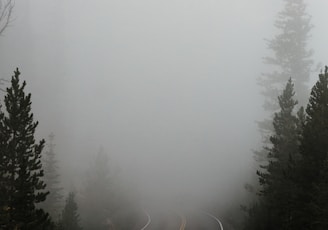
[0,69,139,229]
[0,69,83,229]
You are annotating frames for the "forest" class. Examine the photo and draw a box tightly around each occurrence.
[1,0,328,229]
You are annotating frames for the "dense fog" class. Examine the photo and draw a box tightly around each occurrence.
[1,0,328,228]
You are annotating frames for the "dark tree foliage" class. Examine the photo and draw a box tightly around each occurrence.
[246,68,328,229]
[296,67,328,229]
[259,0,313,111]
[245,79,301,230]
[40,133,63,221]
[243,201,271,230]
[58,192,82,230]
[0,68,52,229]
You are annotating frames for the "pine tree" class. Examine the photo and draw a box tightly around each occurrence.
[0,68,52,229]
[251,0,314,215]
[0,96,10,226]
[40,133,63,221]
[58,192,82,230]
[245,79,301,230]
[295,66,328,229]
[259,0,313,111]
[255,0,314,165]
[255,0,314,168]
[259,79,301,228]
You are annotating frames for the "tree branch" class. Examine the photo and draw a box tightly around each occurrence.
[0,0,14,35]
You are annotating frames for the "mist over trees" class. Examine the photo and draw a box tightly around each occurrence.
[255,0,314,160]
[245,1,315,224]
[8,69,328,229]
[2,0,328,229]
[251,2,315,197]
[0,69,138,229]
[244,0,328,229]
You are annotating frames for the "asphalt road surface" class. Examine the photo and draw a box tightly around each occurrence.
[185,210,223,230]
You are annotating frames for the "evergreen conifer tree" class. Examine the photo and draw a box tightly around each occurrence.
[295,66,328,229]
[0,68,52,229]
[259,0,313,111]
[258,79,301,229]
[251,0,314,211]
[245,79,301,230]
[255,0,314,169]
[59,192,82,230]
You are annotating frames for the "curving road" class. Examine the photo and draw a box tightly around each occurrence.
[140,208,181,230]
[139,208,223,230]
[184,210,223,230]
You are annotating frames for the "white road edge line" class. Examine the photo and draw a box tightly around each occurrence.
[140,208,151,230]
[202,211,224,230]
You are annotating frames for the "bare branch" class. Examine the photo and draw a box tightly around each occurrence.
[0,0,14,36]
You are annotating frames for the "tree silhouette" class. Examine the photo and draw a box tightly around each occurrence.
[0,68,52,229]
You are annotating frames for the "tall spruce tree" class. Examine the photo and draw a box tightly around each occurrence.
[245,79,301,230]
[252,0,314,205]
[0,95,10,226]
[40,133,63,221]
[0,68,52,229]
[295,67,328,229]
[58,192,82,230]
[259,79,300,229]
[259,0,313,112]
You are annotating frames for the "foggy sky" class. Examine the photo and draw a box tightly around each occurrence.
[1,0,328,205]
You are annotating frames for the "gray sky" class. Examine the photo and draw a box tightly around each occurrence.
[1,0,328,204]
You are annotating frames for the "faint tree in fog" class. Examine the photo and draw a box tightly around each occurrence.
[0,0,14,35]
[0,68,52,229]
[58,192,82,230]
[79,148,134,229]
[259,0,314,112]
[80,148,115,230]
[40,133,63,221]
